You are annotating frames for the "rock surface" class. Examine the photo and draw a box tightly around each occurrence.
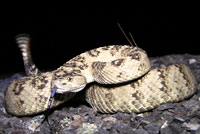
[0,54,200,134]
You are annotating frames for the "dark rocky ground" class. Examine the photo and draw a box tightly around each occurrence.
[0,54,200,134]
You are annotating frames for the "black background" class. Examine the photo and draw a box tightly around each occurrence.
[0,7,198,75]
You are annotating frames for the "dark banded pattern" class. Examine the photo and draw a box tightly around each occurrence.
[16,34,39,76]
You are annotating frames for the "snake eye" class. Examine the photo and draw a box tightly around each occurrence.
[67,77,72,81]
[132,52,140,60]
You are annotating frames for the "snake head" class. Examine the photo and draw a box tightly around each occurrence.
[52,75,87,93]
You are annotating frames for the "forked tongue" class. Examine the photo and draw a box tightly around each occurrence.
[42,86,57,124]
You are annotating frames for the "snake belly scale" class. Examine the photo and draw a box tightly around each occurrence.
[4,34,197,116]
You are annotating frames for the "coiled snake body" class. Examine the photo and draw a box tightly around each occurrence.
[4,35,197,116]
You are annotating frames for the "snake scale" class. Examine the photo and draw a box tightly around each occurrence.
[4,34,197,116]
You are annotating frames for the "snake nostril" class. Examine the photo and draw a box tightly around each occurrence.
[62,83,67,85]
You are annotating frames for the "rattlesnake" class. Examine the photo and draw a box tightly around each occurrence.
[4,34,197,116]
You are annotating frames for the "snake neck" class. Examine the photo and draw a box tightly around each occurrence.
[53,45,148,84]
[53,53,93,83]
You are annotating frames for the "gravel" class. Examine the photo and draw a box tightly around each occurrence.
[0,54,200,134]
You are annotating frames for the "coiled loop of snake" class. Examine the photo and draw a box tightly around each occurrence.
[5,34,152,115]
[4,34,197,116]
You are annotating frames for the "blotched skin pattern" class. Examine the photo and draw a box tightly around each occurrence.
[4,35,197,116]
[86,64,197,113]
[5,35,151,115]
[5,72,75,116]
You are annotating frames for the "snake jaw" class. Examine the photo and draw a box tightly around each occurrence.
[52,81,86,93]
[55,84,86,93]
[68,85,86,93]
[51,74,87,93]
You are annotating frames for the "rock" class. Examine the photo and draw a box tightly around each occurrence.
[132,129,149,134]
[167,123,183,134]
[113,112,132,122]
[160,126,173,134]
[77,123,98,134]
[183,118,200,131]
[182,99,199,110]
[60,128,77,134]
[3,129,30,134]
[173,115,189,122]
[161,111,174,122]
[157,103,175,111]
[112,123,134,134]
[71,115,84,128]
[144,123,160,134]
[189,58,197,64]
[102,116,117,122]
[183,122,200,131]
